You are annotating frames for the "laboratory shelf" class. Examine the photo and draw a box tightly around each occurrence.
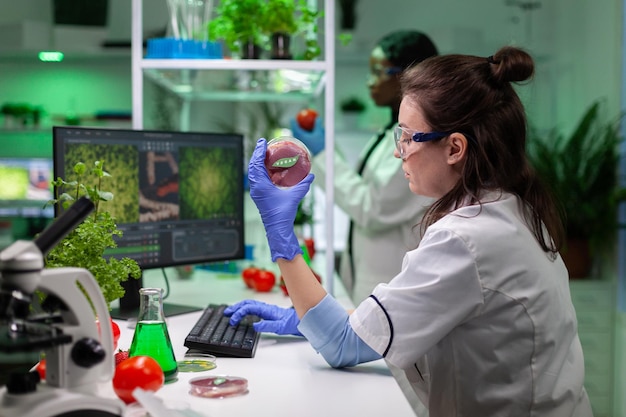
[140,58,329,71]
[143,68,326,102]
[131,0,337,294]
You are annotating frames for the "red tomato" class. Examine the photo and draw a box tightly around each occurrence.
[35,359,46,380]
[303,238,316,261]
[112,356,165,404]
[296,108,318,132]
[96,318,121,351]
[111,320,121,350]
[279,277,289,296]
[253,269,276,292]
[242,266,261,289]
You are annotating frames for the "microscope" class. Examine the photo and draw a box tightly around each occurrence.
[0,197,125,417]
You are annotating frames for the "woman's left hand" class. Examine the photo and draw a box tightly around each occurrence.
[248,138,314,261]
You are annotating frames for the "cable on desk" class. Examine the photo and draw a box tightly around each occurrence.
[161,267,171,300]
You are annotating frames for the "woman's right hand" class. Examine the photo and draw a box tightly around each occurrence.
[224,300,302,336]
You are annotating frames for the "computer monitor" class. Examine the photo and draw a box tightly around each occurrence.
[0,157,54,219]
[52,126,245,318]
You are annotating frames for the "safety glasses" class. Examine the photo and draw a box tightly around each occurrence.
[367,66,403,84]
[393,126,452,158]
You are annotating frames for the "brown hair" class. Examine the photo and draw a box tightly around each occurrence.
[400,46,564,254]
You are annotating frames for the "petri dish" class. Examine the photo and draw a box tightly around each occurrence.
[177,353,217,372]
[264,136,312,188]
[189,375,249,399]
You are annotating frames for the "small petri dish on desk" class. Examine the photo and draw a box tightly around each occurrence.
[189,375,248,398]
[177,353,217,372]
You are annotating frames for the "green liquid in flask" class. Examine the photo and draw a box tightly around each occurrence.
[129,321,178,381]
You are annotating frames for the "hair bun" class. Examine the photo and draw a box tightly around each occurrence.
[489,47,534,84]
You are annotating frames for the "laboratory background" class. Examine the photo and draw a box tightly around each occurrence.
[0,0,624,416]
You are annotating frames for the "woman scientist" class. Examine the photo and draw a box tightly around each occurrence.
[227,46,593,416]
[290,30,438,304]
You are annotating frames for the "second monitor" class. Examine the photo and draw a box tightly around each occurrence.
[52,126,246,317]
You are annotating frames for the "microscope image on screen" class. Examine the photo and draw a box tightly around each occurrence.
[139,150,180,222]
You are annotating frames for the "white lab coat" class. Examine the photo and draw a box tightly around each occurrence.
[350,192,593,417]
[311,126,433,304]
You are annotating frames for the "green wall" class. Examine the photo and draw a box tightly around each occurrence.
[0,130,52,158]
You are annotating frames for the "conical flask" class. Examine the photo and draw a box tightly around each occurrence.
[128,288,178,381]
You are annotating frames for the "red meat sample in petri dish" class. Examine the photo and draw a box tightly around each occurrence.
[189,375,249,398]
[264,136,312,188]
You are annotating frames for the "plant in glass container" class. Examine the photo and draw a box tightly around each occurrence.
[527,100,626,278]
[44,160,141,307]
[261,0,321,60]
[207,0,267,58]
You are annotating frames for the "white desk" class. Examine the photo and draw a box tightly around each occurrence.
[112,268,416,417]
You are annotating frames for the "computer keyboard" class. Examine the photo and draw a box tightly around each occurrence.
[184,304,261,358]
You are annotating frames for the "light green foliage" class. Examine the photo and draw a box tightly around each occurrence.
[263,0,299,34]
[45,161,141,306]
[262,0,318,36]
[207,0,321,59]
[207,0,267,52]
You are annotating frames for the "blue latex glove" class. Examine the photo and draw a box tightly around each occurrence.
[249,138,314,262]
[224,300,303,336]
[289,117,325,156]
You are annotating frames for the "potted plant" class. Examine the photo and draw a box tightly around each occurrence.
[45,160,141,307]
[338,0,358,30]
[527,100,626,278]
[207,0,267,58]
[340,96,366,113]
[261,0,321,60]
[340,95,366,129]
[207,0,321,60]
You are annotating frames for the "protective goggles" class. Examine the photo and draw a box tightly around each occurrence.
[368,66,403,83]
[393,126,452,158]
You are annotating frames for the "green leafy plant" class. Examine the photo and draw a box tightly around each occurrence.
[340,96,366,113]
[527,100,626,265]
[207,0,268,55]
[207,0,321,59]
[1,102,44,127]
[45,161,141,306]
[262,0,322,59]
[262,0,301,34]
